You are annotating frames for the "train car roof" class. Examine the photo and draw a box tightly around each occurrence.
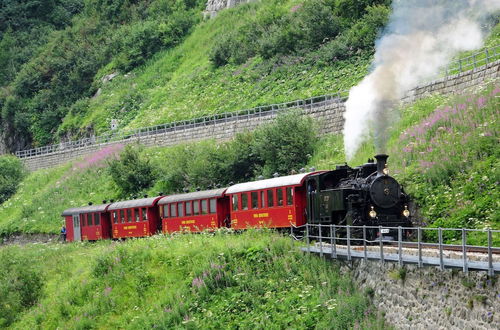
[108,196,164,211]
[225,171,326,194]
[61,203,110,216]
[158,188,227,205]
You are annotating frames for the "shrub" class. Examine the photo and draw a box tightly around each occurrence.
[252,110,317,177]
[0,155,26,204]
[108,145,155,197]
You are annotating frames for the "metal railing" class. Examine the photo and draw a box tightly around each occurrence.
[14,44,500,159]
[292,224,500,275]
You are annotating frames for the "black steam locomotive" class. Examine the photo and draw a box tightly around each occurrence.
[305,154,412,239]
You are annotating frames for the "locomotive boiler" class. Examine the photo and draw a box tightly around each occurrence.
[305,154,412,239]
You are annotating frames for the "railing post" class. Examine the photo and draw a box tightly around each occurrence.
[418,227,423,267]
[332,225,337,258]
[330,225,334,258]
[363,225,367,260]
[485,49,490,64]
[306,224,310,253]
[347,225,351,261]
[398,226,403,266]
[438,228,444,271]
[319,224,323,258]
[462,228,468,274]
[488,229,493,276]
[379,226,384,264]
[459,59,462,72]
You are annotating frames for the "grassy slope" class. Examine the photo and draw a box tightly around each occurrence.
[2,231,385,329]
[64,0,371,134]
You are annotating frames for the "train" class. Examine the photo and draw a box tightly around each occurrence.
[62,154,412,241]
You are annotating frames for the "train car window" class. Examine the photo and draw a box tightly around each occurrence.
[209,198,216,214]
[267,190,274,207]
[251,192,258,209]
[163,205,168,218]
[260,191,265,208]
[277,189,283,206]
[120,210,125,223]
[135,208,140,222]
[170,204,177,217]
[127,209,132,222]
[178,203,184,217]
[113,211,118,224]
[201,200,208,214]
[95,213,100,226]
[241,193,248,210]
[186,201,192,216]
[81,214,85,227]
[232,195,238,211]
[142,208,148,221]
[286,187,293,205]
[193,200,200,215]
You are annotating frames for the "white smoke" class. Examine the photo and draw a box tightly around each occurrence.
[343,0,500,160]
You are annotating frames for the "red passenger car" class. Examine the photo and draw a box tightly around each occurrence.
[159,188,229,233]
[225,172,324,229]
[61,203,112,242]
[108,197,163,238]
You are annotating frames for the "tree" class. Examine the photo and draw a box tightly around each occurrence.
[108,145,154,197]
[0,155,26,204]
[252,110,317,177]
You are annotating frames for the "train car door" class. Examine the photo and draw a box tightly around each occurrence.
[73,214,82,241]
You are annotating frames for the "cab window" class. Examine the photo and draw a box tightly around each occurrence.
[277,189,283,206]
[251,192,258,209]
[193,201,200,215]
[286,187,293,205]
[267,190,274,207]
[178,203,184,217]
[232,195,238,211]
[209,198,217,214]
[242,193,248,210]
[201,200,208,214]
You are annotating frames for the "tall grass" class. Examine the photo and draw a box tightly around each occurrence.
[4,231,386,329]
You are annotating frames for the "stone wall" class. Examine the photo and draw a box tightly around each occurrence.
[19,59,500,171]
[340,259,499,329]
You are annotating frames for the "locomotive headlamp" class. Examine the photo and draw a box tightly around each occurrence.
[369,206,377,218]
[382,165,389,175]
[403,205,410,217]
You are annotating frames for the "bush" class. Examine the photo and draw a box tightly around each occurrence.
[252,110,317,177]
[0,155,26,204]
[108,145,155,197]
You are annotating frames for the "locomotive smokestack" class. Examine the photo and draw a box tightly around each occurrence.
[374,154,388,176]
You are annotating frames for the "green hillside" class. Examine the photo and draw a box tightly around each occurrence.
[0,231,387,328]
[0,0,391,150]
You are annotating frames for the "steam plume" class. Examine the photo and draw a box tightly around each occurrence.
[343,0,500,160]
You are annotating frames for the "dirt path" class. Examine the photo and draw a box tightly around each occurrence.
[0,233,60,246]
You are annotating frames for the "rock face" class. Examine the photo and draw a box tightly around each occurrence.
[204,0,256,18]
[341,259,500,329]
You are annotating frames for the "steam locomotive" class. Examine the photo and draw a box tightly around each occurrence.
[62,154,412,241]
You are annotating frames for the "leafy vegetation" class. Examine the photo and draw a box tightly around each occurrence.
[0,155,26,204]
[1,231,386,328]
[1,0,389,152]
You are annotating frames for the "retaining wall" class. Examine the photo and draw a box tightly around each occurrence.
[341,259,499,329]
[19,59,500,171]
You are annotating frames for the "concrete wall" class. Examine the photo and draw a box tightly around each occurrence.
[20,59,500,172]
[341,259,499,329]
